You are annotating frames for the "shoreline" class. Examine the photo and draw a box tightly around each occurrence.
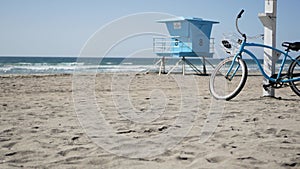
[0,70,265,76]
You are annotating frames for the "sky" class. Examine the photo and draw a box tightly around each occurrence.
[0,0,299,57]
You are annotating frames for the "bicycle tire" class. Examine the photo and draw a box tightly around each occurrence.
[209,57,248,100]
[288,55,300,96]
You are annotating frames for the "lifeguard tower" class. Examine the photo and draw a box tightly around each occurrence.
[153,17,219,75]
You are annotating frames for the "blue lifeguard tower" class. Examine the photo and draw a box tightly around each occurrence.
[153,17,219,75]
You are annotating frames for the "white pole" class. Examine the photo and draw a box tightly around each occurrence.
[260,0,278,97]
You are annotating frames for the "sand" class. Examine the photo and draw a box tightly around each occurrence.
[0,73,299,169]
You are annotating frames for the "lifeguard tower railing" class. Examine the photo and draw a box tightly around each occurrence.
[153,36,215,57]
[152,36,216,75]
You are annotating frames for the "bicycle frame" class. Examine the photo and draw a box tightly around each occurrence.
[229,40,300,83]
[211,9,300,100]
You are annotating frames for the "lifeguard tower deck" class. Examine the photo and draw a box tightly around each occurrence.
[153,17,219,75]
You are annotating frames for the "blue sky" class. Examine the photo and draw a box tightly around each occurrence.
[0,0,299,57]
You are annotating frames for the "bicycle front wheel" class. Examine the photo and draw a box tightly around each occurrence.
[288,55,300,96]
[209,57,248,100]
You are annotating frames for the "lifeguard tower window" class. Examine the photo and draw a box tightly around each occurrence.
[153,17,218,75]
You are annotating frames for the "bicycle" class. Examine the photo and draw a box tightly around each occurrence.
[209,9,300,100]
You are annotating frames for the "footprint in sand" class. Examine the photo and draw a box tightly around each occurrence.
[177,151,195,161]
[205,156,226,163]
[2,141,17,149]
[264,128,277,135]
[276,129,292,138]
[57,147,90,156]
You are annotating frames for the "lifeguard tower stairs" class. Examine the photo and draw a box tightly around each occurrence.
[153,17,219,75]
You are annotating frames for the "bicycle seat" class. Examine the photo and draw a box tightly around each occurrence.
[222,40,232,49]
[282,42,300,51]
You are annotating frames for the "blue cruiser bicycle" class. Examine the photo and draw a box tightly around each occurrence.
[209,10,300,100]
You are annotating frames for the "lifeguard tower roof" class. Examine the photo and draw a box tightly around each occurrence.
[157,17,219,39]
[157,16,218,23]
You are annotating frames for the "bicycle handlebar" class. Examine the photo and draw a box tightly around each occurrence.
[237,9,244,19]
[236,9,247,40]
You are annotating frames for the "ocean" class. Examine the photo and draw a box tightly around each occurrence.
[0,56,284,75]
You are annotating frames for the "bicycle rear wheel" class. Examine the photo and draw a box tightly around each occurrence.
[288,55,300,96]
[209,57,248,100]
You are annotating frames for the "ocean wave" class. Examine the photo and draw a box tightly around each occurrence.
[0,64,153,74]
[0,57,268,74]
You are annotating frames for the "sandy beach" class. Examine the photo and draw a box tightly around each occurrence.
[0,73,299,169]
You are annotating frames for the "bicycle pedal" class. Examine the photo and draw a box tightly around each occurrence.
[263,84,271,91]
[283,83,290,88]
